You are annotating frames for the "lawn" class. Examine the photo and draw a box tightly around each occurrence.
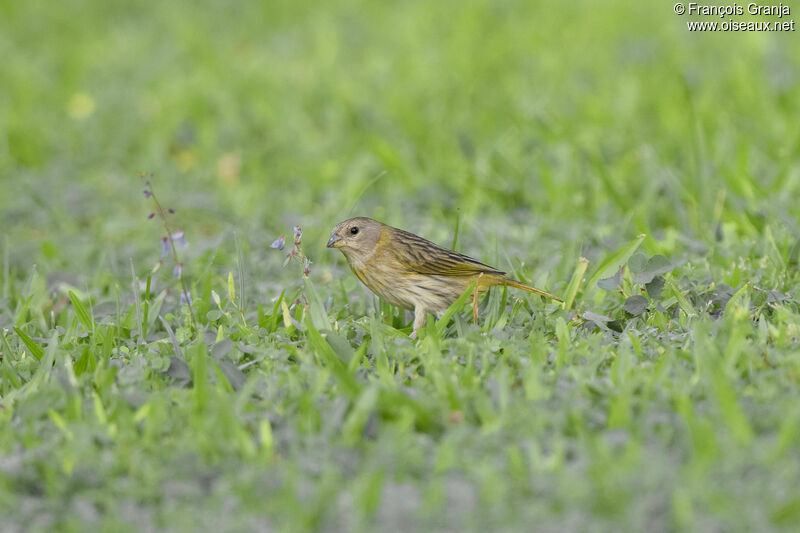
[2,0,800,531]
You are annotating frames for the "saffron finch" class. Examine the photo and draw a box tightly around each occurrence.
[327,217,562,337]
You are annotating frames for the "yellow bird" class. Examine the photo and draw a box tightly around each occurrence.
[327,217,562,337]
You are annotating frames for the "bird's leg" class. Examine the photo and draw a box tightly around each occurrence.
[411,306,427,340]
[472,273,483,325]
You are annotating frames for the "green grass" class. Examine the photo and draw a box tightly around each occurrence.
[2,0,800,530]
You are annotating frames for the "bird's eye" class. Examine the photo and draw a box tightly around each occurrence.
[350,227,359,235]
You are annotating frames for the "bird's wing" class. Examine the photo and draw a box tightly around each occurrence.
[388,228,505,277]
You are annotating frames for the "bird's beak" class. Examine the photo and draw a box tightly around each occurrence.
[326,232,341,248]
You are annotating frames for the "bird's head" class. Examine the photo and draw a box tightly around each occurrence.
[326,217,385,264]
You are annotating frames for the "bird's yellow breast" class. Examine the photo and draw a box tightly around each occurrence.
[350,261,475,313]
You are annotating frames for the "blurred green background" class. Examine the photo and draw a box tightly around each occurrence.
[2,0,800,531]
[3,0,797,281]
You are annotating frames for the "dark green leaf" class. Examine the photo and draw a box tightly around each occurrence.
[583,311,612,331]
[165,356,191,386]
[217,360,246,391]
[647,255,672,274]
[583,311,611,323]
[646,276,665,299]
[597,268,621,290]
[211,338,234,359]
[628,252,647,274]
[633,255,673,284]
[624,295,648,315]
[607,319,625,333]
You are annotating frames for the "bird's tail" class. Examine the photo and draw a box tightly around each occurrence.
[504,279,564,303]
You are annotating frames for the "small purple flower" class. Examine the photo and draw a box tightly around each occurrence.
[160,237,169,258]
[173,262,183,278]
[143,190,152,198]
[180,291,192,305]
[270,235,286,250]
[171,230,188,248]
[303,257,311,277]
[293,226,302,239]
[168,208,175,214]
[148,212,155,219]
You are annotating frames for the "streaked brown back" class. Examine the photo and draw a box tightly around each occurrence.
[386,226,505,277]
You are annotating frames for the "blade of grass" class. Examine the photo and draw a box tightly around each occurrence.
[191,341,209,414]
[586,234,646,287]
[666,277,697,318]
[562,257,589,312]
[710,361,753,445]
[68,290,95,332]
[555,317,570,369]
[160,316,183,359]
[304,277,331,331]
[130,259,143,344]
[305,318,359,398]
[141,273,151,339]
[13,327,44,360]
[723,282,750,320]
[435,280,477,337]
